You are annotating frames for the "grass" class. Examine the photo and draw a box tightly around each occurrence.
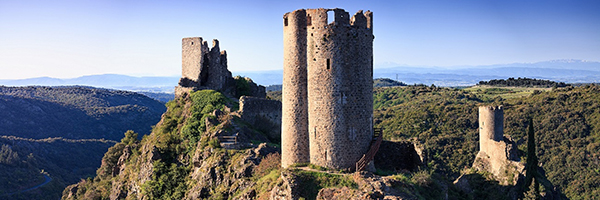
[463,86,552,100]
[294,169,357,200]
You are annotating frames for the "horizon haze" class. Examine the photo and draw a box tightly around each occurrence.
[1,0,599,80]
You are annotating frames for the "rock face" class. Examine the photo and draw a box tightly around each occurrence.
[314,172,417,200]
[176,37,265,98]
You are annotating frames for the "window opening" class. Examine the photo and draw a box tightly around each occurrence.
[327,11,334,24]
[326,59,331,70]
[307,15,312,26]
[284,17,288,26]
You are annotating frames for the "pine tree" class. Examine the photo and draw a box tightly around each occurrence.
[524,118,540,197]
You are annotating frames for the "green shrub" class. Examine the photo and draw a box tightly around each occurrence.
[253,152,281,178]
[234,76,252,98]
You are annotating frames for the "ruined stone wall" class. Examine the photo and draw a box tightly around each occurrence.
[177,37,263,98]
[281,8,374,170]
[282,9,310,167]
[239,96,282,141]
[475,106,522,183]
[181,37,209,86]
[306,8,374,170]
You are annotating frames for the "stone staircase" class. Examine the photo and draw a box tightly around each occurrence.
[355,128,383,172]
[218,133,238,149]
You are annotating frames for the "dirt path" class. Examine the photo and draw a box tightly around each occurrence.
[3,174,52,196]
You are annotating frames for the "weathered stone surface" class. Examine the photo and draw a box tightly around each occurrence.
[270,170,302,200]
[282,8,375,170]
[474,106,525,186]
[309,171,418,200]
[177,37,265,98]
[239,96,281,141]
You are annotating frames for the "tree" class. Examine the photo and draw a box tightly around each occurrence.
[524,118,540,197]
[121,130,139,145]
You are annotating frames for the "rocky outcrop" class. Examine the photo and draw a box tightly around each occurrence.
[472,135,524,186]
[270,170,302,200]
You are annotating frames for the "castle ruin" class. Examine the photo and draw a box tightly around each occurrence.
[176,37,265,98]
[281,8,375,170]
[473,106,522,185]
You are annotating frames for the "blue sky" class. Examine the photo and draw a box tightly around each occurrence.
[1,0,599,79]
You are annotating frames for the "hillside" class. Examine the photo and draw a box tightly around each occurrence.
[0,136,116,200]
[62,89,455,200]
[62,84,600,199]
[0,86,166,199]
[374,85,600,198]
[0,86,166,141]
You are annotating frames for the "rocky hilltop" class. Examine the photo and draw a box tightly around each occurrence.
[60,88,435,200]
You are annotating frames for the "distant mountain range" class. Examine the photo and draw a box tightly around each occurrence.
[1,60,599,89]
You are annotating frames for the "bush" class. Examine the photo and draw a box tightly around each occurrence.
[253,153,281,177]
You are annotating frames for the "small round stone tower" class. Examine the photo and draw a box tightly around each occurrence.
[479,106,504,150]
[282,8,374,170]
[282,9,310,168]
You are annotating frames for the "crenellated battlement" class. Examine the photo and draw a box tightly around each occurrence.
[284,8,372,30]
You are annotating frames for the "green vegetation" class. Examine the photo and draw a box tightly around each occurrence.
[373,78,408,87]
[463,86,551,100]
[234,76,252,98]
[373,84,600,199]
[0,86,166,140]
[295,170,357,200]
[64,89,275,200]
[477,77,568,88]
[524,118,539,196]
[0,136,115,200]
[267,90,282,102]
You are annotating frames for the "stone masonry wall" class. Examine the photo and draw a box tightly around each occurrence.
[177,37,262,98]
[475,106,523,185]
[307,8,374,170]
[479,106,504,150]
[282,9,310,167]
[239,96,282,141]
[282,8,374,170]
[181,37,209,86]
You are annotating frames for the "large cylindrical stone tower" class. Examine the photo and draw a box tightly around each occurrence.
[306,8,374,170]
[281,9,310,167]
[479,106,504,148]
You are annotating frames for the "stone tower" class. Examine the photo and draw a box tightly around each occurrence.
[479,105,504,149]
[178,37,234,96]
[474,105,523,185]
[282,8,374,170]
[282,9,310,167]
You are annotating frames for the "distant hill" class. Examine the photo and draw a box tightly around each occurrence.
[2,60,598,90]
[0,74,179,93]
[0,86,166,141]
[241,60,600,86]
[373,78,407,87]
[0,86,166,199]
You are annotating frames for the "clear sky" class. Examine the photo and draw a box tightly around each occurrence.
[1,0,599,79]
